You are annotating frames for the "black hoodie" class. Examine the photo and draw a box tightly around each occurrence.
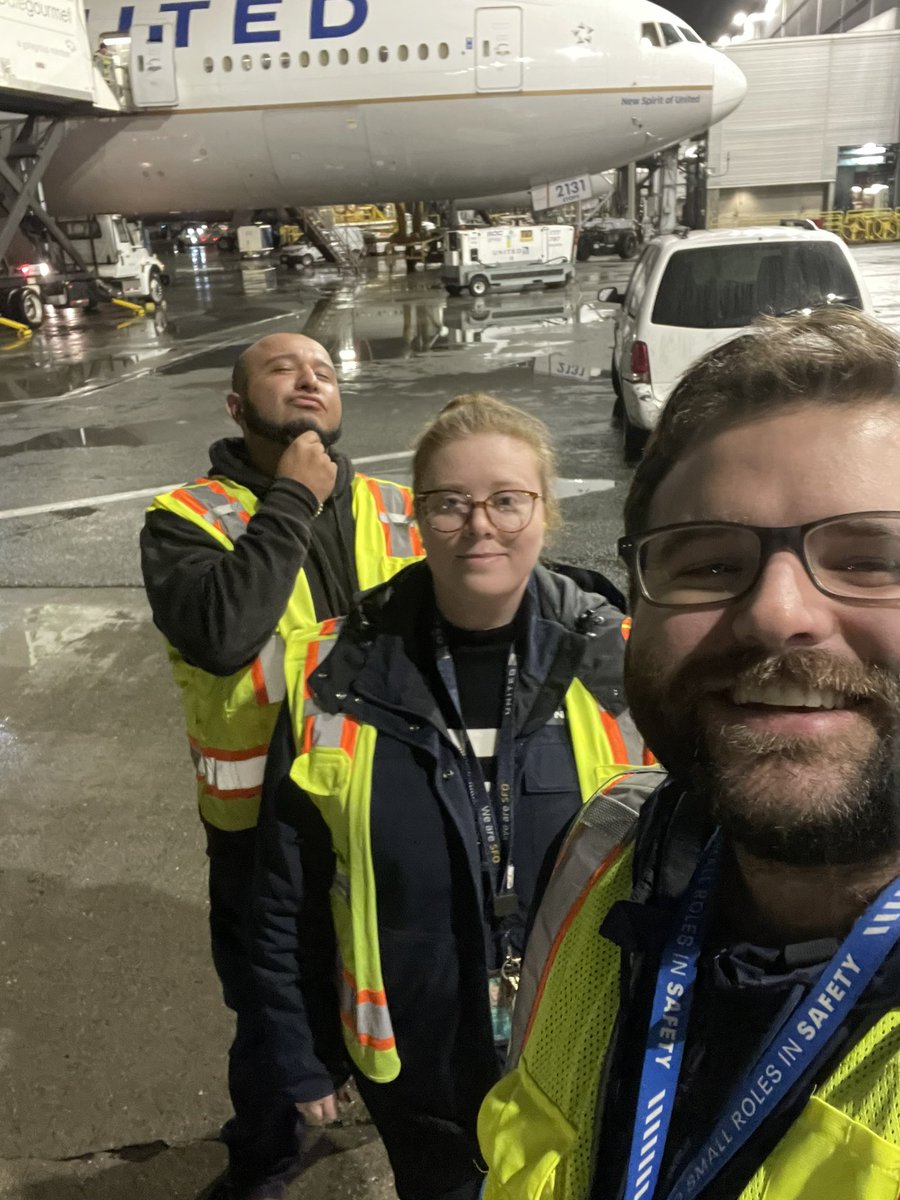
[140,437,358,676]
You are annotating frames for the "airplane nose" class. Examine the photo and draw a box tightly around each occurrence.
[710,53,748,124]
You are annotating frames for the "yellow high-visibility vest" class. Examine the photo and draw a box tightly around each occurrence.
[478,785,900,1200]
[149,473,423,830]
[283,616,648,1084]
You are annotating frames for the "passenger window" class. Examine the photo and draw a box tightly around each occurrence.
[659,23,684,45]
[241,54,252,70]
[438,41,449,59]
[338,47,349,64]
[222,55,233,71]
[378,45,389,61]
[260,52,271,68]
[203,56,214,72]
[398,43,409,61]
[280,51,290,68]
[300,50,310,67]
[418,43,429,59]
[319,49,329,65]
[679,26,703,42]
[358,46,369,63]
[625,246,659,316]
[640,22,661,46]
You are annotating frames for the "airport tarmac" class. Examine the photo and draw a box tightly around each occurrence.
[1,243,898,1200]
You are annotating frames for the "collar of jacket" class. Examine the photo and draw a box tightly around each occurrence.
[307,559,625,742]
[207,436,353,499]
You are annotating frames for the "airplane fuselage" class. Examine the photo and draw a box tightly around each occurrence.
[44,0,746,215]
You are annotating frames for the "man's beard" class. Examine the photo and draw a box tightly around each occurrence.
[238,397,342,448]
[626,644,900,866]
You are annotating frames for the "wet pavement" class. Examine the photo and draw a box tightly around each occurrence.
[0,241,898,1200]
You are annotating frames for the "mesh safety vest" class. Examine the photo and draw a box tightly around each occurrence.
[478,781,900,1200]
[149,472,424,831]
[283,616,648,1085]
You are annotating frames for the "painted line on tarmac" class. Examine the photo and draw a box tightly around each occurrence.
[0,452,414,520]
[0,462,615,521]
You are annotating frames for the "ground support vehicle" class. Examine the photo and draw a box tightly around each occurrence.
[601,226,872,462]
[0,213,167,331]
[576,218,641,261]
[237,225,275,258]
[279,241,325,270]
[57,215,168,304]
[442,225,575,296]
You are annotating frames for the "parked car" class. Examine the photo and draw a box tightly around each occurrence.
[599,226,872,461]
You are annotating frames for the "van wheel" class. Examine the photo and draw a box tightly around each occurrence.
[147,269,164,304]
[300,253,314,268]
[617,233,638,260]
[468,274,490,297]
[623,412,648,464]
[445,284,462,296]
[9,287,44,328]
[576,238,592,262]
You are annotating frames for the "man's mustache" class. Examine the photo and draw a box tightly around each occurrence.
[665,648,900,713]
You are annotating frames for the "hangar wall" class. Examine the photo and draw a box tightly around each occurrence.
[707,29,900,226]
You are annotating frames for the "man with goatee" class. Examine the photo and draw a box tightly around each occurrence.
[478,307,900,1200]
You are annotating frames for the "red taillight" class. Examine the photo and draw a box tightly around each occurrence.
[630,340,651,383]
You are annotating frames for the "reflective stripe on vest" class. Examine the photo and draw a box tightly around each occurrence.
[479,804,900,1200]
[150,474,422,831]
[283,617,648,1085]
[360,474,424,560]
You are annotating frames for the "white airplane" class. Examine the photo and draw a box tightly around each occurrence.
[45,0,747,216]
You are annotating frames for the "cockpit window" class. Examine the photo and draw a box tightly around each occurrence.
[659,23,684,45]
[640,22,662,46]
[679,26,703,43]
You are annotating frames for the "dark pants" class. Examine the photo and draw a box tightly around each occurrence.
[208,831,303,1197]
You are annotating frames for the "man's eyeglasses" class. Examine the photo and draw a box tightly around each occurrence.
[416,489,542,533]
[618,512,900,608]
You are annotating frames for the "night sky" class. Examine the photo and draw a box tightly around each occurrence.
[663,0,737,40]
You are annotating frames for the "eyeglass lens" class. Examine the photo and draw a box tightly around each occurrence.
[638,516,900,605]
[422,491,535,532]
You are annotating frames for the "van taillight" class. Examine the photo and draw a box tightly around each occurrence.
[631,341,651,383]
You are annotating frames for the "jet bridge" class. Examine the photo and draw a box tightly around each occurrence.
[0,0,140,330]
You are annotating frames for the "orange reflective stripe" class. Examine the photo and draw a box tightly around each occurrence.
[171,487,226,534]
[341,720,359,755]
[643,745,657,766]
[523,838,627,1053]
[340,968,396,1050]
[398,487,425,556]
[189,737,269,761]
[364,477,391,555]
[621,616,633,640]
[203,782,263,800]
[204,478,251,524]
[340,1013,396,1052]
[599,709,629,763]
[301,715,315,754]
[303,641,321,698]
[320,617,340,638]
[250,656,269,706]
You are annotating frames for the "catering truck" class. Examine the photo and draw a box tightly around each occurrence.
[442,224,575,296]
[0,214,167,329]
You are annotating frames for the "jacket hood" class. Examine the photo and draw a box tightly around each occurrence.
[309,560,630,735]
[208,436,353,498]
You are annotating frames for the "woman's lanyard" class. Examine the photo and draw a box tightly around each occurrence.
[623,831,900,1200]
[434,620,519,922]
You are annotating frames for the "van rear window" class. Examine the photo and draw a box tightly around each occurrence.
[651,242,863,329]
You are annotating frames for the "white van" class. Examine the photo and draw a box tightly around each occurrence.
[442,225,575,296]
[601,227,872,460]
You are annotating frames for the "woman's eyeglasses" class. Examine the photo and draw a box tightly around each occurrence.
[416,490,542,533]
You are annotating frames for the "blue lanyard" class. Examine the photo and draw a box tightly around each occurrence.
[434,621,519,919]
[623,837,900,1200]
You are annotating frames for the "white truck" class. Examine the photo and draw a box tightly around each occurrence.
[56,215,168,303]
[1,214,167,329]
[442,224,575,296]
